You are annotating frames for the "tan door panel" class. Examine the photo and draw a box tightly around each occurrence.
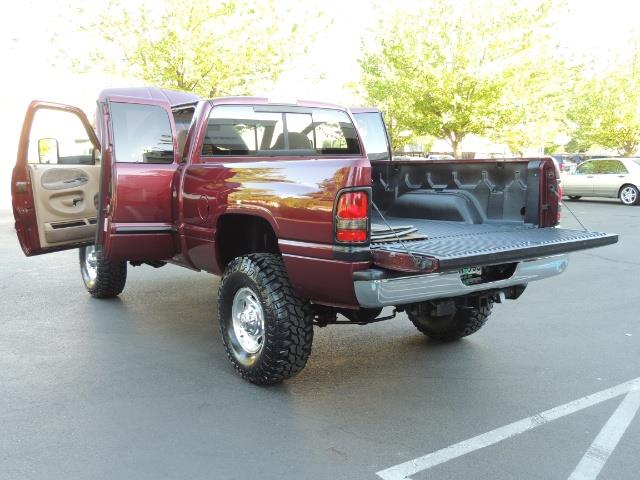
[28,164,100,248]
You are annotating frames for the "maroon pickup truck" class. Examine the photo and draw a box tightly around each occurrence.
[12,87,617,384]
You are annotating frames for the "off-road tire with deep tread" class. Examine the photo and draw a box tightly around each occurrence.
[408,301,493,341]
[79,246,127,299]
[217,253,314,385]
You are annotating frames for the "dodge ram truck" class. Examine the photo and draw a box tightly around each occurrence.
[11,87,618,384]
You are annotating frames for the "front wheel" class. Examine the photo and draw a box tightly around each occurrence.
[218,253,313,385]
[79,245,127,298]
[619,185,639,206]
[408,300,493,341]
[568,195,581,200]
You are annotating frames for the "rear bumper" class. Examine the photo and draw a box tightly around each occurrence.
[354,254,569,308]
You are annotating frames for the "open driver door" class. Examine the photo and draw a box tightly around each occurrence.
[12,101,101,256]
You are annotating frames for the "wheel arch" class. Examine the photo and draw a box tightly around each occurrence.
[618,183,639,195]
[215,213,280,270]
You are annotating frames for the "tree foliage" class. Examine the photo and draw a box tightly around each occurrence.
[73,0,315,97]
[568,44,640,156]
[359,0,565,157]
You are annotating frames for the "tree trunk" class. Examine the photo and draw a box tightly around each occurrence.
[451,139,462,159]
[621,144,638,157]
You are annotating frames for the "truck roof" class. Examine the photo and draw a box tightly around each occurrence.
[98,87,348,111]
[98,87,201,107]
[209,96,347,111]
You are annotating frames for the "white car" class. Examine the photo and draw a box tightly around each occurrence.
[561,157,640,205]
[426,154,455,160]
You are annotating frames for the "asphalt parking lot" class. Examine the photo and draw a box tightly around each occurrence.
[1,199,639,480]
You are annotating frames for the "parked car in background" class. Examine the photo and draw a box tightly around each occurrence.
[552,155,577,173]
[561,158,640,205]
[426,153,455,160]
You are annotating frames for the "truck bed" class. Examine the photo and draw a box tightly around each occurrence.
[370,215,618,271]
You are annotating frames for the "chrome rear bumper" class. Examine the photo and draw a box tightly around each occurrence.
[354,254,569,308]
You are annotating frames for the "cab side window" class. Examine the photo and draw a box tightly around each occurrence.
[110,103,174,163]
[28,109,94,165]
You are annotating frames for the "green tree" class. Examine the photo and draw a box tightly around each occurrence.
[359,0,563,158]
[568,45,640,156]
[73,0,317,97]
[491,63,576,156]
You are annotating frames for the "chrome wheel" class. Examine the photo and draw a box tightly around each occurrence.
[231,287,265,355]
[80,245,98,288]
[620,185,638,205]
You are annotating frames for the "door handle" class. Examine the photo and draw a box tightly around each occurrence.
[618,175,626,178]
[61,197,83,207]
[586,175,594,178]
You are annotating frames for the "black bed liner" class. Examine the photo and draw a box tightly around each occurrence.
[370,217,618,270]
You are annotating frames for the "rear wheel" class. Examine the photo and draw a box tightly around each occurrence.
[408,300,493,341]
[568,195,581,200]
[79,245,127,298]
[218,253,313,385]
[619,185,639,206]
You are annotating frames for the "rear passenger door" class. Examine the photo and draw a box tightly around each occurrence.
[99,97,179,261]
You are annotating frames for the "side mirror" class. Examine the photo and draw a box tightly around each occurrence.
[38,138,59,164]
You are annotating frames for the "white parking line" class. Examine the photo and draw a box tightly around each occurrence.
[376,376,640,480]
[568,389,640,480]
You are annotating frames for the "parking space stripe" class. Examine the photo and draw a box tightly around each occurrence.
[376,377,640,480]
[568,389,640,480]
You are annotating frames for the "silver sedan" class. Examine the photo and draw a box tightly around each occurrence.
[561,158,640,205]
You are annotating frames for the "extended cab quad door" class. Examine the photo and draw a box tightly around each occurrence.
[12,96,180,296]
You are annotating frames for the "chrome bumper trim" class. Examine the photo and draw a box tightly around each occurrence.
[354,254,569,308]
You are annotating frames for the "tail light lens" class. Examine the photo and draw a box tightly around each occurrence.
[335,191,368,243]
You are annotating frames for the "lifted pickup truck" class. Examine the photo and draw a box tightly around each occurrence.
[12,88,617,384]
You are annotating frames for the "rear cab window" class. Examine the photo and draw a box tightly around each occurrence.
[201,105,361,157]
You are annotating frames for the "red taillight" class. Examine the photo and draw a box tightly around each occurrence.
[335,191,368,243]
[337,191,368,219]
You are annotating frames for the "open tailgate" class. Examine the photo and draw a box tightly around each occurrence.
[370,221,618,271]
